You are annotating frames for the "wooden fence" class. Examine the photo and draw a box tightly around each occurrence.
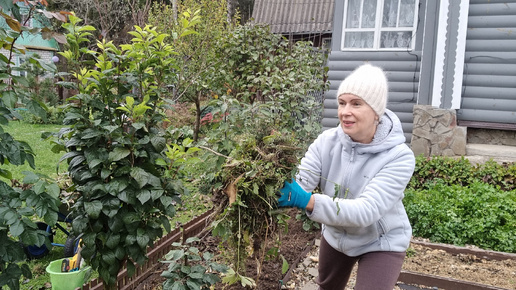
[81,209,214,290]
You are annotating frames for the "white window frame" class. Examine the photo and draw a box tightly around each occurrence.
[341,0,419,51]
[21,13,33,27]
[18,56,27,77]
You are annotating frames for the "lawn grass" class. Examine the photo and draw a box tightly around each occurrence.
[1,120,66,182]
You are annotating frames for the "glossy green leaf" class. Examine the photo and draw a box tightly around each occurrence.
[106,234,120,249]
[130,167,149,188]
[108,147,130,162]
[136,190,151,204]
[85,200,103,219]
[9,219,23,237]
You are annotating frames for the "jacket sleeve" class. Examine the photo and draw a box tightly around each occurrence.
[295,135,324,193]
[307,145,415,227]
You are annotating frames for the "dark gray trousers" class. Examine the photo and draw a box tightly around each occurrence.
[316,236,406,290]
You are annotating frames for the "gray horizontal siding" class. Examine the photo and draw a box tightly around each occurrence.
[461,86,516,100]
[458,110,516,123]
[466,40,516,51]
[461,98,516,111]
[468,15,516,28]
[464,75,516,88]
[460,1,516,125]
[468,1,516,17]
[465,51,516,59]
[466,28,516,40]
[322,51,420,142]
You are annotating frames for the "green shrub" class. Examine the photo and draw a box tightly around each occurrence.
[409,155,516,191]
[27,78,60,107]
[0,2,65,288]
[199,23,328,284]
[404,181,516,253]
[18,106,64,125]
[54,16,199,288]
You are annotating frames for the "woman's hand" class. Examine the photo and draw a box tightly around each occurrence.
[278,179,312,209]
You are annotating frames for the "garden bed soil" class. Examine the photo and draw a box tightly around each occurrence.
[136,208,319,290]
[136,209,516,289]
[401,241,516,289]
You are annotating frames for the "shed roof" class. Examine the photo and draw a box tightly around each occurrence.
[17,32,59,51]
[251,0,334,34]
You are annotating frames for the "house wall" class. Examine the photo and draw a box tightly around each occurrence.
[0,48,55,77]
[322,51,420,142]
[321,0,428,143]
[283,32,332,48]
[458,0,516,125]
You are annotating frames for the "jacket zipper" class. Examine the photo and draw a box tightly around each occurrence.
[341,145,356,198]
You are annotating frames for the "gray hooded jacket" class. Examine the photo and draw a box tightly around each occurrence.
[297,109,415,256]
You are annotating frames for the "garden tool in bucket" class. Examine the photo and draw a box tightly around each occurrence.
[46,243,90,290]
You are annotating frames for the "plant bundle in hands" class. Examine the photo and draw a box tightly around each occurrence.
[210,127,304,285]
[222,128,301,211]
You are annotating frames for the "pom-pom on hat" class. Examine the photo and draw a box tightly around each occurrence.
[336,63,388,117]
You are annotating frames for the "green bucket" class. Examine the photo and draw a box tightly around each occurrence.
[46,258,91,290]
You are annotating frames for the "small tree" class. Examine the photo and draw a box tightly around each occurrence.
[55,15,198,288]
[148,0,237,141]
[48,0,133,44]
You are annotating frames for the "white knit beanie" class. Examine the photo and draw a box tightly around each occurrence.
[336,63,388,117]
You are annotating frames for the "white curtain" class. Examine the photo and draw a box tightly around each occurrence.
[344,0,415,49]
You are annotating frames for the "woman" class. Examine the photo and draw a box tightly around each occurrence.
[278,64,415,290]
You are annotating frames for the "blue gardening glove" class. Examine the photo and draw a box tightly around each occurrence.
[278,179,311,209]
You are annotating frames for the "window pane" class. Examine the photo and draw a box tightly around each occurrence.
[399,0,415,27]
[362,0,377,28]
[344,32,375,48]
[382,0,399,27]
[346,0,361,28]
[380,31,411,48]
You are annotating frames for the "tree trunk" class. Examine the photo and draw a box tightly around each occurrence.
[194,93,201,142]
[227,0,233,24]
[172,0,177,21]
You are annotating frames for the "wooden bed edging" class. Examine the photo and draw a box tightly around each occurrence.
[80,209,215,290]
[410,240,516,261]
[396,239,516,290]
[279,238,317,289]
[398,270,510,290]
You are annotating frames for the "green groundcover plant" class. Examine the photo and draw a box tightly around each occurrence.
[404,156,516,253]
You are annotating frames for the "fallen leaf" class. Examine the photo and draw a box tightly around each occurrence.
[224,173,244,205]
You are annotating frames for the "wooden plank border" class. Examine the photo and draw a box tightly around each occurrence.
[81,209,215,290]
[398,270,510,290]
[410,240,516,261]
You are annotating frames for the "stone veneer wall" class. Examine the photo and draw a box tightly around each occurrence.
[411,105,467,157]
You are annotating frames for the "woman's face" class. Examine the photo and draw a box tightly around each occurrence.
[337,93,378,144]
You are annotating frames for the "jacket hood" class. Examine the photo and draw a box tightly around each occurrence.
[336,109,406,154]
